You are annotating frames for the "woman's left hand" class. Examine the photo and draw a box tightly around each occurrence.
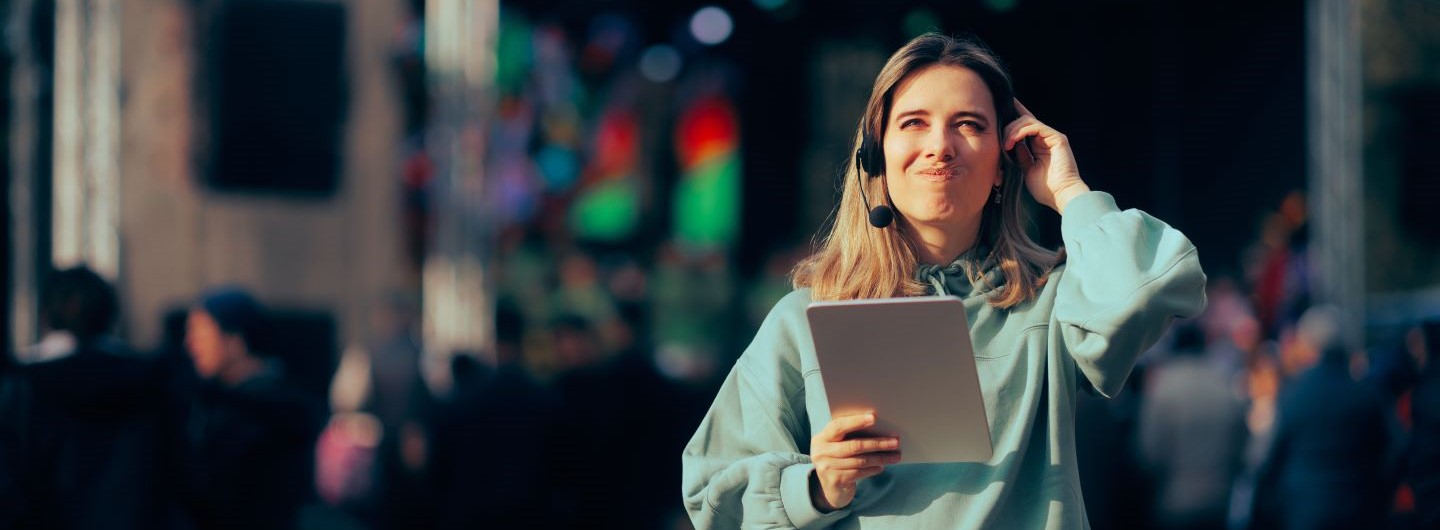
[1003,99,1091,215]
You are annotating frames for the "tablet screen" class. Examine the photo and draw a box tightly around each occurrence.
[806,296,993,463]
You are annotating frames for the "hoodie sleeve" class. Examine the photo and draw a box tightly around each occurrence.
[681,291,851,530]
[1053,191,1207,397]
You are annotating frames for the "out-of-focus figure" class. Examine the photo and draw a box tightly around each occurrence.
[1249,306,1393,530]
[1075,361,1151,530]
[1409,320,1440,529]
[183,287,324,530]
[0,266,186,530]
[1244,192,1310,340]
[425,301,565,529]
[1140,323,1248,530]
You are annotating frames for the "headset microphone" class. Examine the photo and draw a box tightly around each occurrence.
[867,201,894,228]
[855,148,894,228]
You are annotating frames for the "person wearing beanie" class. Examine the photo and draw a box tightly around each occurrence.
[183,287,323,530]
[187,288,269,385]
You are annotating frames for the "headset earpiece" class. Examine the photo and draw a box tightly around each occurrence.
[857,132,882,176]
[855,133,894,228]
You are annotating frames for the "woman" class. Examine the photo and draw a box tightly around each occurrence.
[681,33,1206,529]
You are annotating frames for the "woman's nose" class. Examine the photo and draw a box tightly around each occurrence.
[924,129,955,161]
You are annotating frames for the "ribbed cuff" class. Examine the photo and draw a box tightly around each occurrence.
[780,463,850,530]
[1060,191,1120,247]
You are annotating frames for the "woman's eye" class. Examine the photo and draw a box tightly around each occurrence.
[900,118,924,129]
[957,121,986,132]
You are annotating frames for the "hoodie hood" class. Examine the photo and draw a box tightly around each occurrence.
[914,243,1005,299]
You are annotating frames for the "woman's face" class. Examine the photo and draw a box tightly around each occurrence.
[881,65,1002,232]
[186,309,235,378]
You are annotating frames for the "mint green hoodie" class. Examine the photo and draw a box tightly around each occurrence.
[681,192,1207,529]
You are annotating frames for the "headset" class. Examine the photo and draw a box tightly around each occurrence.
[854,132,893,228]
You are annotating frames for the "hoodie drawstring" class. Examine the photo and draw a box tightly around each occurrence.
[916,262,964,297]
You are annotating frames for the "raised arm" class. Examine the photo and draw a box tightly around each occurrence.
[1052,191,1207,397]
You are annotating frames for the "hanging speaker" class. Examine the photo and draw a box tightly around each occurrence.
[205,1,348,197]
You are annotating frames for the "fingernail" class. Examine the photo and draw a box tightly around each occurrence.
[884,438,899,449]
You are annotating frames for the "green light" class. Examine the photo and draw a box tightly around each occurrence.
[903,9,941,37]
[571,177,639,241]
[983,0,1019,12]
[674,154,741,247]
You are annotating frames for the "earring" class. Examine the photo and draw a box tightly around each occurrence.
[992,185,1002,205]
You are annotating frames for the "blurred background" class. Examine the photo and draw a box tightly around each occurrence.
[1,0,1438,529]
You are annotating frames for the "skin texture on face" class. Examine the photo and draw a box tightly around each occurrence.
[186,309,233,379]
[882,65,1003,251]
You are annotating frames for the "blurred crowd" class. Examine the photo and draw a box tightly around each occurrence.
[1077,191,1440,530]
[2,191,1438,530]
[0,221,797,530]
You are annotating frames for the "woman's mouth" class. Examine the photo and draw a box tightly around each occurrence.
[915,167,958,182]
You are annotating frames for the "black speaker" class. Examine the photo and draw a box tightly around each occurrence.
[1397,85,1440,244]
[251,309,338,404]
[206,1,348,196]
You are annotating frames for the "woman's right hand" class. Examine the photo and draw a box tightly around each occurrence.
[809,413,901,512]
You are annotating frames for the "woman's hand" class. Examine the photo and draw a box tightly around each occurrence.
[1003,99,1091,215]
[809,413,901,512]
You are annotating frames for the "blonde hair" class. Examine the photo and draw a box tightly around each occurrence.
[793,33,1061,308]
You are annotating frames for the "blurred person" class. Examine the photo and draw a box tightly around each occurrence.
[1227,316,1262,383]
[495,224,557,342]
[1245,193,1309,340]
[1364,335,1420,406]
[1275,325,1313,382]
[604,254,651,352]
[314,295,429,522]
[1360,329,1424,528]
[1241,350,1283,445]
[184,287,324,530]
[1198,276,1260,383]
[0,266,186,530]
[553,301,717,529]
[553,249,625,354]
[425,302,565,529]
[682,33,1206,529]
[1139,323,1248,530]
[1075,362,1152,530]
[551,312,606,372]
[548,312,620,526]
[1411,320,1440,529]
[363,294,429,436]
[346,295,440,530]
[1228,345,1281,529]
[651,243,736,383]
[1249,306,1392,530]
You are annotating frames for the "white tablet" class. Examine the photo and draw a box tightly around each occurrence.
[806,296,992,464]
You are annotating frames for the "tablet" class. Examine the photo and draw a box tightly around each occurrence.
[806,296,992,464]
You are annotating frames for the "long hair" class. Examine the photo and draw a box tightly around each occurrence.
[793,33,1061,308]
